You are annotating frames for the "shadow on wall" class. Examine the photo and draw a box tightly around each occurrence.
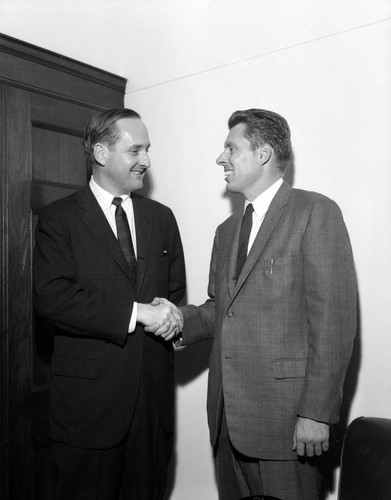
[320,298,362,499]
[175,340,212,386]
[138,171,154,198]
[163,340,213,500]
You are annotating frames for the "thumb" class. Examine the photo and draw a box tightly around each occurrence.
[292,431,297,451]
[151,297,161,306]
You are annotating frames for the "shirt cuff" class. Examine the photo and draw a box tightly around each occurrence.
[128,302,138,333]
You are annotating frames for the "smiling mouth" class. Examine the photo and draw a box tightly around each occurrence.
[131,168,147,175]
[224,170,233,178]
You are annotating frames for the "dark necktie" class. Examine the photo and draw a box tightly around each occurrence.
[112,197,137,280]
[236,203,254,280]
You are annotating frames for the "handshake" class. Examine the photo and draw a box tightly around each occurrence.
[137,297,183,341]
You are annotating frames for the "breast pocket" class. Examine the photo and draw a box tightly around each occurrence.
[260,255,301,301]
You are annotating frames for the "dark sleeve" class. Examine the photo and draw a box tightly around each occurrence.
[180,228,218,345]
[33,206,132,345]
[166,208,186,306]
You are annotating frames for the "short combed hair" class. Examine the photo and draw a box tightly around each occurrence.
[228,109,292,172]
[83,108,141,165]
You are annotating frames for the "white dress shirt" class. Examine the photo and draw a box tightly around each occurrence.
[245,177,283,254]
[89,176,138,332]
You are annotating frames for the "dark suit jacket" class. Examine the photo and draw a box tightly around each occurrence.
[33,185,186,449]
[181,181,357,460]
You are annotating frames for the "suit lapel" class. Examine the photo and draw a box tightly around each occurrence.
[229,181,292,303]
[226,212,242,297]
[78,186,136,283]
[132,195,152,294]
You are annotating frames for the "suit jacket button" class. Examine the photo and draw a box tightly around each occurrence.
[227,311,234,318]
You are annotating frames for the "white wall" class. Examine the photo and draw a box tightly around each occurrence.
[127,15,391,500]
[1,1,391,499]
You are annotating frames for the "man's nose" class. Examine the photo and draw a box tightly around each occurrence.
[139,152,151,168]
[216,151,226,166]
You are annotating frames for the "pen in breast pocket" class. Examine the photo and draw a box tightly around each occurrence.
[268,258,274,274]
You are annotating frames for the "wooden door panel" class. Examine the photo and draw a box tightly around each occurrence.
[30,92,96,131]
[30,95,90,500]
[0,83,7,496]
[6,86,34,499]
[5,85,90,500]
[0,45,124,109]
[32,126,86,185]
[31,93,90,187]
[0,33,126,500]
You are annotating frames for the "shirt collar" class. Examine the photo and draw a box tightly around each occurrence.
[89,176,130,210]
[245,177,283,220]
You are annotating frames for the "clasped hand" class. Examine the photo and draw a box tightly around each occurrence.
[292,416,329,457]
[138,298,183,341]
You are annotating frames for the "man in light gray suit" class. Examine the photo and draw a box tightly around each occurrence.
[151,109,357,500]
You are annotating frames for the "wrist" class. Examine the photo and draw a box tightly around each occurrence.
[136,303,152,326]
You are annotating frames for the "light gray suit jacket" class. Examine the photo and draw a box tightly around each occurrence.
[181,181,357,460]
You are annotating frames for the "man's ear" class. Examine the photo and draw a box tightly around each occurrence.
[93,143,108,166]
[259,144,272,166]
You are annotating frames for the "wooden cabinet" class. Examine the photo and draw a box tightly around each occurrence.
[0,33,126,500]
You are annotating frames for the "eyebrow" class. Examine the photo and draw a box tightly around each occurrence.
[128,143,151,150]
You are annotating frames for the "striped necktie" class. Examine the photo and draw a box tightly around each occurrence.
[236,203,254,280]
[112,197,137,280]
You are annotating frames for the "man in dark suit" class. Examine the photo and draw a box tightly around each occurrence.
[152,109,357,500]
[33,108,186,500]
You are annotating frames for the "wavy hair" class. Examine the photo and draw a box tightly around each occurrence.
[228,108,292,172]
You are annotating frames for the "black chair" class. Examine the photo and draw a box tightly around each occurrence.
[338,416,391,499]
